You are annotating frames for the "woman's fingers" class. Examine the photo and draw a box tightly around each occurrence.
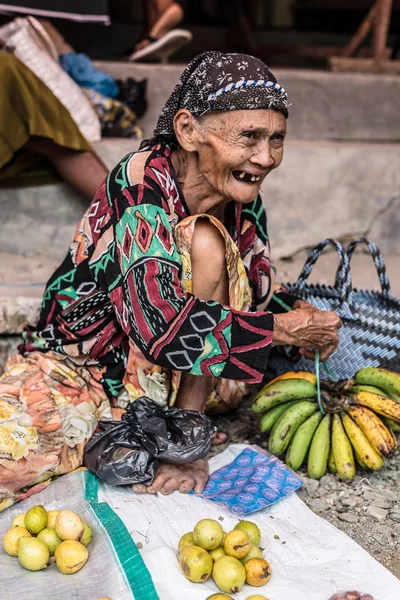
[299,348,316,361]
[131,483,149,494]
[161,476,195,495]
[147,472,171,494]
[299,342,338,362]
[194,471,208,494]
[179,479,194,494]
[318,344,338,362]
[292,299,318,312]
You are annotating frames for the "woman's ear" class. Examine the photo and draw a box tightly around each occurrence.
[173,109,202,151]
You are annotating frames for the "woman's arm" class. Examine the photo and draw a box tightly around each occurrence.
[245,197,341,360]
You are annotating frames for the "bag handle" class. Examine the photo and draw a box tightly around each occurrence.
[295,239,351,303]
[336,237,393,301]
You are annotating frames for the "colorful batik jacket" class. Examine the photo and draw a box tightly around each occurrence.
[21,145,295,400]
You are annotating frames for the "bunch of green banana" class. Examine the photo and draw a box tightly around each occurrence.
[252,367,400,482]
[350,367,400,432]
[353,367,400,399]
[252,374,317,414]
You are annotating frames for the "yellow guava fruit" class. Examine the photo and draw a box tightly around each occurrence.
[179,545,213,583]
[37,528,62,556]
[240,544,263,564]
[12,513,26,528]
[212,555,246,594]
[47,510,60,530]
[244,558,272,587]
[234,521,261,547]
[224,530,251,559]
[245,596,270,600]
[25,505,48,534]
[55,510,84,541]
[209,545,226,562]
[206,595,234,600]
[178,532,195,554]
[193,519,224,551]
[3,527,31,556]
[55,540,89,574]
[18,537,49,570]
[80,520,92,547]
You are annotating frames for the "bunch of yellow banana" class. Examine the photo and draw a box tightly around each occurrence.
[252,367,400,482]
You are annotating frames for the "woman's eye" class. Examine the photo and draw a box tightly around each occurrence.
[242,131,257,140]
[270,135,284,148]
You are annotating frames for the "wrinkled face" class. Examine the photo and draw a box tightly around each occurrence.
[193,109,286,204]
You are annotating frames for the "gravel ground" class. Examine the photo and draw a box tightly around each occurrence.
[211,397,400,579]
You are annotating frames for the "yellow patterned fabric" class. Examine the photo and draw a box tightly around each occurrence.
[0,351,114,512]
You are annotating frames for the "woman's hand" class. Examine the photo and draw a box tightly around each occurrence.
[272,300,342,362]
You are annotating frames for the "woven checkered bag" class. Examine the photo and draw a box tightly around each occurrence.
[271,237,400,379]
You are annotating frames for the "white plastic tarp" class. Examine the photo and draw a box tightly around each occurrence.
[100,444,400,600]
[1,444,399,600]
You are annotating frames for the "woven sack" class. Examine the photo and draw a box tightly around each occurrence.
[270,237,400,379]
[0,16,101,142]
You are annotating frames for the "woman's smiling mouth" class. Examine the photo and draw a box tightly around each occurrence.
[232,170,262,184]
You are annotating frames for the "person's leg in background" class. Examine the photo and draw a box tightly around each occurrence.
[25,137,108,202]
[128,0,192,62]
[135,0,184,51]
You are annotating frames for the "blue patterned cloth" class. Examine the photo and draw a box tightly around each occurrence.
[196,447,303,515]
[60,52,118,98]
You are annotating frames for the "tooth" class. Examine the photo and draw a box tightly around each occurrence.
[239,172,246,179]
[256,176,261,181]
[251,176,256,182]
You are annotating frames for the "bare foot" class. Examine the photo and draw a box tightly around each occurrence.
[211,431,227,446]
[132,459,209,496]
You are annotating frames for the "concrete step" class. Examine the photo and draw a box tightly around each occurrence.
[0,139,138,260]
[95,61,400,143]
[1,139,399,262]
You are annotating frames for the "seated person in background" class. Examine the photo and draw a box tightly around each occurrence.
[0,51,107,201]
[128,0,192,62]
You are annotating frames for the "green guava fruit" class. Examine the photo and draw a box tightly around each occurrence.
[193,519,224,551]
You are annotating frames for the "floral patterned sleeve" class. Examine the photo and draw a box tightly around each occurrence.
[90,187,275,385]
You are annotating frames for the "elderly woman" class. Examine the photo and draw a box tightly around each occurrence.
[0,52,341,509]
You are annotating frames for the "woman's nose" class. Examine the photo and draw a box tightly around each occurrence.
[249,144,274,169]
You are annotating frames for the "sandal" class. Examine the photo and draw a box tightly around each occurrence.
[128,29,193,63]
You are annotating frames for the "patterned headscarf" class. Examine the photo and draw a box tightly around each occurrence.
[154,51,289,140]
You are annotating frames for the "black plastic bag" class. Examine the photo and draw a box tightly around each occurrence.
[116,77,148,118]
[83,396,216,487]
